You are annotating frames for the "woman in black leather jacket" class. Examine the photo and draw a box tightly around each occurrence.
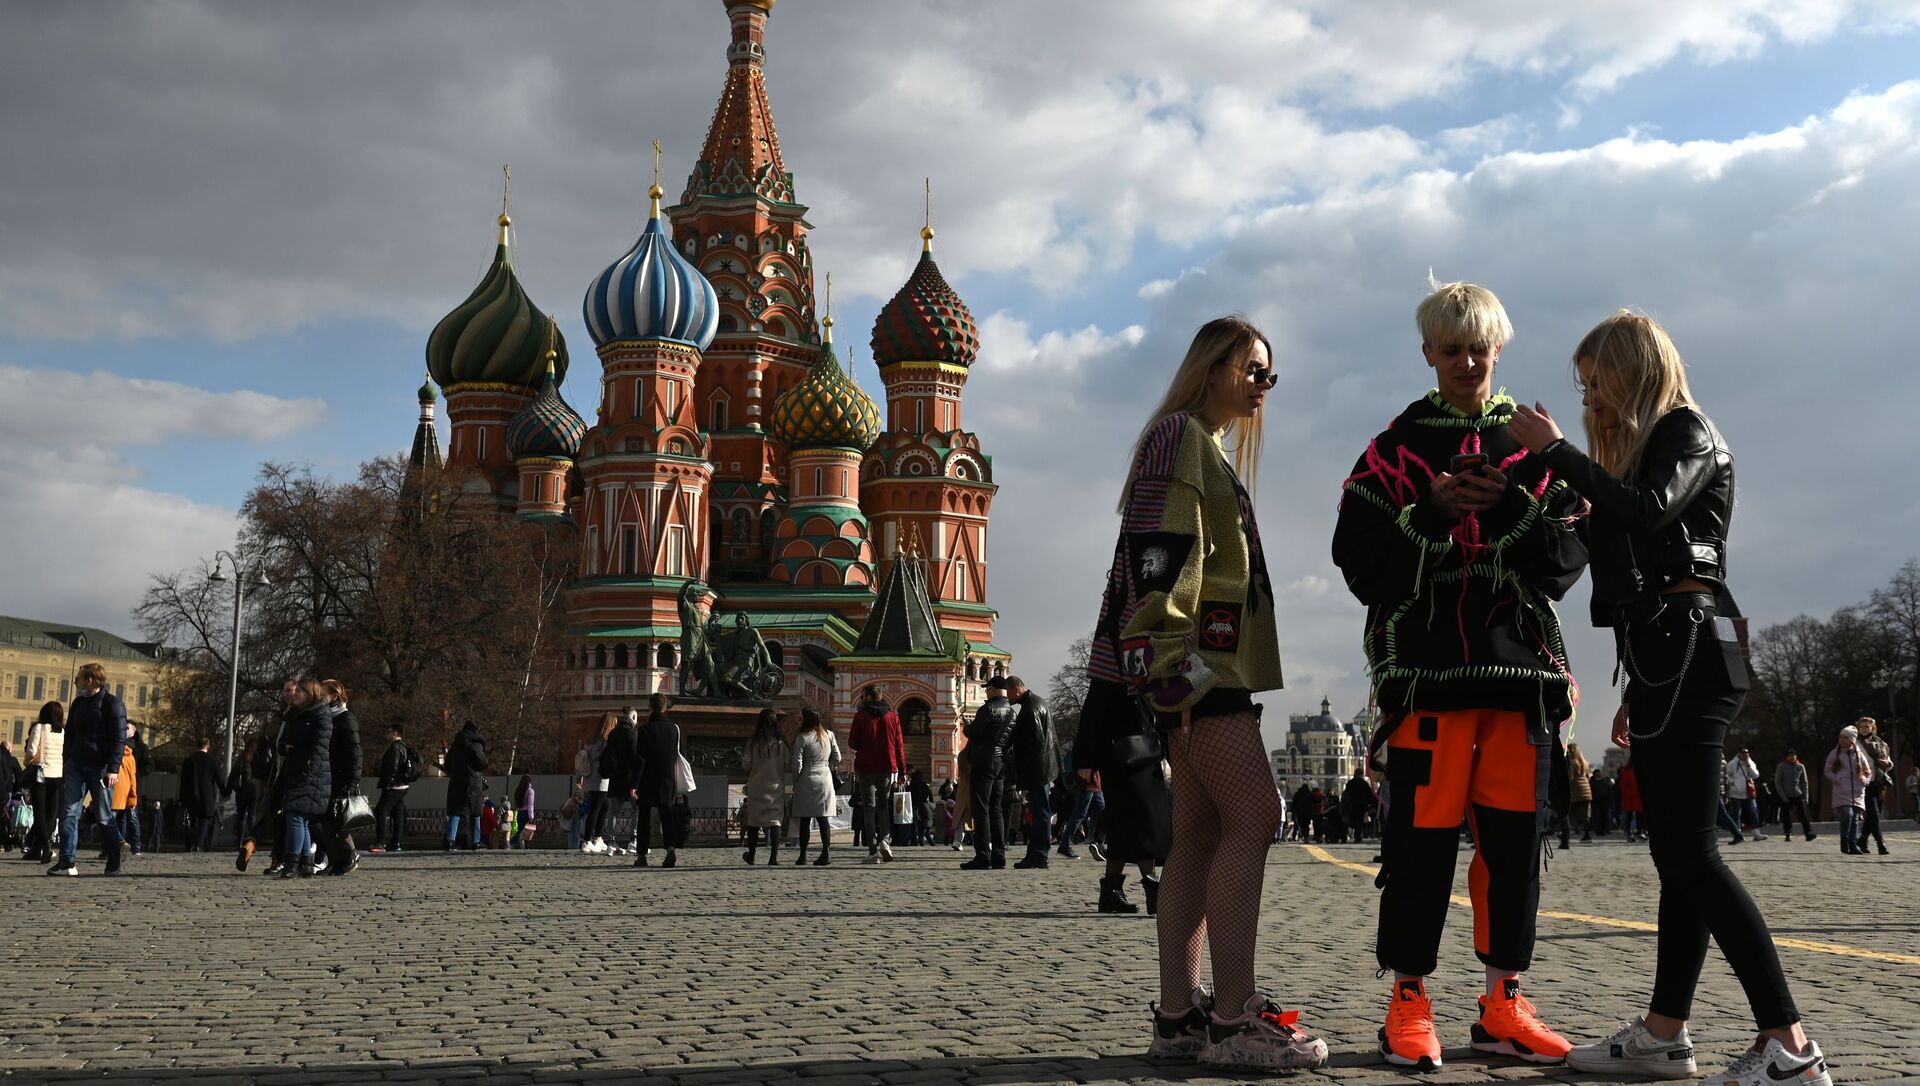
[1511,312,1830,1086]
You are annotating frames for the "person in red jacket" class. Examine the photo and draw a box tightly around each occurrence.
[848,687,905,864]
[1618,765,1644,842]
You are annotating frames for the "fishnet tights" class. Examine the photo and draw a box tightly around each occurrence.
[1157,710,1281,1017]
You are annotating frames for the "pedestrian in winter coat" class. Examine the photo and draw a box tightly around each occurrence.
[601,706,642,855]
[51,663,128,875]
[788,707,841,865]
[179,738,224,852]
[1618,766,1644,841]
[740,708,788,865]
[631,692,684,866]
[1567,744,1593,843]
[1855,717,1893,855]
[1774,750,1814,841]
[577,714,616,854]
[848,687,905,865]
[275,679,335,878]
[1069,680,1171,916]
[372,725,415,853]
[1825,725,1874,854]
[1008,678,1059,868]
[309,680,364,875]
[443,719,489,851]
[23,701,64,863]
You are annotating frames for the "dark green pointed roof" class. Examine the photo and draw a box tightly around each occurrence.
[852,555,944,657]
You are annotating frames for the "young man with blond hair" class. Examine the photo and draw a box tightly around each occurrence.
[1333,280,1588,1071]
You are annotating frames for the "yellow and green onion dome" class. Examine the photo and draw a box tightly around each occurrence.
[767,320,881,451]
[870,228,979,368]
[505,351,587,462]
[426,214,571,390]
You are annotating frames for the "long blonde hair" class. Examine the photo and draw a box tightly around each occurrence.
[1117,316,1269,510]
[1567,743,1590,779]
[1574,310,1697,476]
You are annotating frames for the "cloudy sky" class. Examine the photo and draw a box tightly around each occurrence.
[5,0,1918,749]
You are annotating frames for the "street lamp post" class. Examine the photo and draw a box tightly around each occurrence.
[209,553,270,778]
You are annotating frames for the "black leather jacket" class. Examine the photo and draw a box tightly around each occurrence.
[1542,406,1737,627]
[1011,693,1058,790]
[965,697,1018,774]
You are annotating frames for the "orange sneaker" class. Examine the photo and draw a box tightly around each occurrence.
[1472,977,1570,1064]
[1380,977,1442,1072]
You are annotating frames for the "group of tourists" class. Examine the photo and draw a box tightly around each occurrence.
[1091,286,1832,1085]
[567,693,692,866]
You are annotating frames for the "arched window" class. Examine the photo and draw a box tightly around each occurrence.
[595,645,609,670]
[657,643,676,669]
[731,507,752,543]
[764,640,784,667]
[614,644,630,669]
[900,698,932,736]
[711,398,728,431]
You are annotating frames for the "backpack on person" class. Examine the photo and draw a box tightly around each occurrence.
[398,743,425,785]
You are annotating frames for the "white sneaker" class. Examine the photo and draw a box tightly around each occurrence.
[1702,1038,1829,1086]
[609,845,628,856]
[879,840,894,862]
[1198,993,1330,1072]
[586,838,608,854]
[1147,986,1214,1060]
[1567,1018,1697,1079]
[1089,842,1107,861]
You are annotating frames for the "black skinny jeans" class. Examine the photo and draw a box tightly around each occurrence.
[1860,789,1887,850]
[1624,603,1798,1028]
[1778,796,1812,836]
[30,778,59,856]
[583,790,610,841]
[794,816,832,853]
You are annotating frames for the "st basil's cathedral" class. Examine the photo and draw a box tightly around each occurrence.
[415,0,1005,782]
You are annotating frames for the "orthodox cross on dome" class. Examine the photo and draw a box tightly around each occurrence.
[922,177,935,252]
[649,139,665,215]
[822,271,834,341]
[498,163,512,243]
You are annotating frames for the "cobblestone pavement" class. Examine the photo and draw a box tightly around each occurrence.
[2,830,1915,1085]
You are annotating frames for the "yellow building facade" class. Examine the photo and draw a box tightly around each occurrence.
[0,615,174,749]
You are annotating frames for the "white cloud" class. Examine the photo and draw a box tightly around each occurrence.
[3,1,1912,344]
[0,366,324,632]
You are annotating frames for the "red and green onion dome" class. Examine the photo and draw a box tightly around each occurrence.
[767,320,881,451]
[427,214,571,389]
[869,227,979,368]
[505,353,587,462]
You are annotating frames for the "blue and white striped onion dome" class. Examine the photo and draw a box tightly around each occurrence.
[582,186,719,350]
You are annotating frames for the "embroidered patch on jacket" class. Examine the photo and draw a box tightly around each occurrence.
[1126,531,1194,594]
[1119,637,1152,682]
[1198,601,1243,652]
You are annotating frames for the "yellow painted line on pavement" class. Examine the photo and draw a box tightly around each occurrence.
[1300,845,1920,967]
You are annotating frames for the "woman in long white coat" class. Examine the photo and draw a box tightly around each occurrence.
[740,708,788,866]
[789,707,841,866]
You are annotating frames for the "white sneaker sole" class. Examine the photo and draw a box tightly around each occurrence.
[1200,1040,1330,1072]
[1471,1038,1566,1064]
[1565,1050,1696,1079]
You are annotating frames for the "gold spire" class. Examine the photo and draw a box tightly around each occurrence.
[543,316,558,378]
[498,164,512,244]
[649,139,664,218]
[921,177,935,252]
[822,272,834,343]
[906,521,923,559]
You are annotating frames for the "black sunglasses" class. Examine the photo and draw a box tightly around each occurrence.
[1247,367,1277,387]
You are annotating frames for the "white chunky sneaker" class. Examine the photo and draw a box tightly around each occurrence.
[1702,1038,1830,1086]
[1198,992,1330,1072]
[1145,985,1213,1060]
[1567,1018,1697,1079]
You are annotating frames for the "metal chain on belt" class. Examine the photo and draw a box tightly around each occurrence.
[1621,608,1702,742]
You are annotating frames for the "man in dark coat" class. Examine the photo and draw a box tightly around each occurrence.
[312,683,363,875]
[1341,770,1377,843]
[372,725,416,853]
[960,677,1018,870]
[601,706,641,855]
[908,768,933,846]
[179,738,224,851]
[275,684,334,877]
[1290,784,1315,842]
[1007,676,1058,869]
[631,693,682,867]
[443,720,489,851]
[51,662,127,876]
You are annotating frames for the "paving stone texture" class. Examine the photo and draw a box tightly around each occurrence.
[2,831,1915,1085]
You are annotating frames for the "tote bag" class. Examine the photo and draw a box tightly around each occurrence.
[673,752,696,797]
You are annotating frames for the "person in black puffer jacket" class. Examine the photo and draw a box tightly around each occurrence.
[275,678,334,878]
[311,679,363,875]
[444,720,489,851]
[631,693,683,867]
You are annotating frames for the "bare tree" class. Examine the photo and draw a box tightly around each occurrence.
[1045,635,1094,744]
